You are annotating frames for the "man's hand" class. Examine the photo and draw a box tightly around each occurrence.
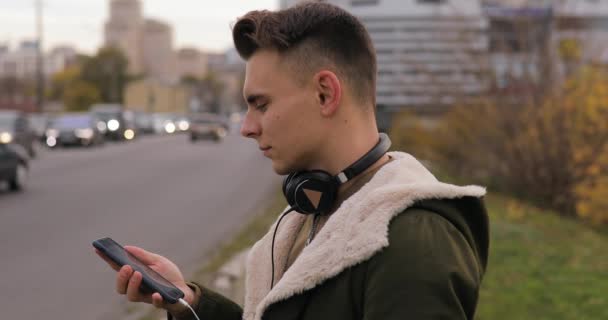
[95,245,195,314]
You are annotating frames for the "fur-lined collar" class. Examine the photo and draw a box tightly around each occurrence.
[243,152,486,320]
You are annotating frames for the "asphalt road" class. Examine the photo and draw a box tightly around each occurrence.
[0,132,281,319]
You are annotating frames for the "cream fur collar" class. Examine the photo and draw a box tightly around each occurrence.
[243,152,486,320]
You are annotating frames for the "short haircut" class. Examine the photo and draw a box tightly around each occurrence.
[232,2,377,109]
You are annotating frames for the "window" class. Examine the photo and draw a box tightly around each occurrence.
[351,0,379,6]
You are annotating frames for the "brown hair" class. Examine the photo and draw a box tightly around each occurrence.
[232,2,377,109]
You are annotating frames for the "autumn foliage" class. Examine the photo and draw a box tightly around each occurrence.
[391,66,608,225]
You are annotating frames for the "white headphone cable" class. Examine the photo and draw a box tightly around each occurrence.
[178,298,201,320]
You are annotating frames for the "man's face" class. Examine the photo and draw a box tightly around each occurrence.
[241,49,324,175]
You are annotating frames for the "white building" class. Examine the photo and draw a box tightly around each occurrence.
[553,0,608,69]
[281,0,489,112]
[0,41,39,79]
[0,41,77,79]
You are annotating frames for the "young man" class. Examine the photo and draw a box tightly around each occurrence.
[97,3,489,320]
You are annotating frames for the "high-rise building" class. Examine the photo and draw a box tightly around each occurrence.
[104,0,144,74]
[103,0,181,81]
[141,19,175,81]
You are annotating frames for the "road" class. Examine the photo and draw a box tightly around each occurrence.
[0,133,281,319]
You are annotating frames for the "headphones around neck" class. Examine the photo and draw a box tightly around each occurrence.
[282,133,391,215]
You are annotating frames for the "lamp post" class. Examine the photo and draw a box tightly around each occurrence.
[35,0,45,113]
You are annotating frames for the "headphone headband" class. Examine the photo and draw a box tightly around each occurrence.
[336,132,391,184]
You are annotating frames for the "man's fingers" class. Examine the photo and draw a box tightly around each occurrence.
[95,249,121,271]
[151,293,165,309]
[116,265,133,295]
[124,246,162,265]
[126,271,153,304]
[126,271,144,302]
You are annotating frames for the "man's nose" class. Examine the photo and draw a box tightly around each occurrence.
[240,112,260,138]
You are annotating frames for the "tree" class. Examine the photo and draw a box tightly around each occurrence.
[63,80,101,112]
[81,47,129,103]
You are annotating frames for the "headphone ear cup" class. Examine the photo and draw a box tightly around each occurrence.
[285,170,338,215]
[282,172,299,209]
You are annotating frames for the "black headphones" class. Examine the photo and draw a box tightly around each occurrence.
[282,133,391,215]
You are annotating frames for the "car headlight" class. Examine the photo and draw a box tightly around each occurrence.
[46,129,59,137]
[75,128,94,139]
[107,119,120,131]
[124,129,135,140]
[178,120,189,131]
[97,121,107,132]
[0,132,12,144]
[46,136,57,147]
[164,122,176,134]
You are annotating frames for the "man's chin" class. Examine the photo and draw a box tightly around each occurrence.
[271,161,292,176]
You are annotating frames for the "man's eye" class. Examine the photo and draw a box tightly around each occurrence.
[256,104,268,112]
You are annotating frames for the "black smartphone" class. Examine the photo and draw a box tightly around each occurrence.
[92,237,184,304]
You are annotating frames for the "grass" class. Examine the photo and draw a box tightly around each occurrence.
[477,194,608,320]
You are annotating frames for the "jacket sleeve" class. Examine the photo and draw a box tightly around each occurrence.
[168,282,243,320]
[363,208,482,320]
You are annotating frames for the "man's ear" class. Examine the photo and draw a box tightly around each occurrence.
[314,70,342,117]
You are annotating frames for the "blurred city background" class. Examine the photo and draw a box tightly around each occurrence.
[0,0,606,319]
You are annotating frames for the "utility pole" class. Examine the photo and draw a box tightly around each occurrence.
[35,0,44,113]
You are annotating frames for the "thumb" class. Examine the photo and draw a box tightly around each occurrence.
[124,246,162,265]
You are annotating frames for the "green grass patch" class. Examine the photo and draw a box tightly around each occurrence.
[477,194,608,320]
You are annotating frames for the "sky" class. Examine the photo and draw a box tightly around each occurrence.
[0,0,279,54]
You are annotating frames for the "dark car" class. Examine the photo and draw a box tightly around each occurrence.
[0,111,37,157]
[126,110,155,135]
[45,114,105,148]
[0,143,29,191]
[188,113,229,142]
[90,104,137,141]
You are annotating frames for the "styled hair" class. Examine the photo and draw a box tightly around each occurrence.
[232,2,377,108]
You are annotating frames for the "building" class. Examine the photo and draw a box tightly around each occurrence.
[552,0,608,76]
[176,47,208,79]
[46,46,78,75]
[0,41,39,79]
[103,0,177,80]
[141,18,175,81]
[280,0,490,114]
[482,1,554,91]
[104,0,144,74]
[124,79,190,114]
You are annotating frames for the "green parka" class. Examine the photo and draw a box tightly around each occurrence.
[172,152,489,320]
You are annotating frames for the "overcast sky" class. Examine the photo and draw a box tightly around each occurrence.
[0,0,278,53]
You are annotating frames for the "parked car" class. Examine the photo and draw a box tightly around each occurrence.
[0,143,29,191]
[45,114,105,148]
[90,104,137,141]
[0,111,37,157]
[188,113,229,142]
[126,110,155,134]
